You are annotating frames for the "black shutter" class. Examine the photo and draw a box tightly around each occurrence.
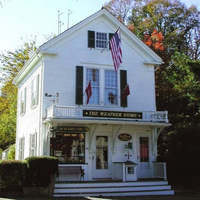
[76,66,83,105]
[88,31,95,48]
[109,33,114,50]
[120,70,127,107]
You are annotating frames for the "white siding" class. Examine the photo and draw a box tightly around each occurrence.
[42,17,156,112]
[16,62,42,159]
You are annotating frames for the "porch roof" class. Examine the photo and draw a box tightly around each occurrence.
[43,117,170,128]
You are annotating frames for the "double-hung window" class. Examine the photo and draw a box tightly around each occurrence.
[88,31,113,50]
[86,68,99,105]
[30,133,37,157]
[96,32,107,49]
[76,66,128,107]
[20,87,26,115]
[31,75,39,108]
[105,70,118,105]
[19,137,25,160]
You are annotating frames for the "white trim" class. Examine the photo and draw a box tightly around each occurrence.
[43,118,171,127]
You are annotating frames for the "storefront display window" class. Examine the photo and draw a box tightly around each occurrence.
[50,132,85,163]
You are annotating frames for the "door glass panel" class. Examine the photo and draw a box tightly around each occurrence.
[140,137,149,162]
[96,136,108,169]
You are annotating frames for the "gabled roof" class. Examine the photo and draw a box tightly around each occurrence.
[39,8,162,63]
[13,8,163,85]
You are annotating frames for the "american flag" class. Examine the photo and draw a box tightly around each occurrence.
[109,28,122,71]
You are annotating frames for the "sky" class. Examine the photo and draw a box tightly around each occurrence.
[0,0,200,53]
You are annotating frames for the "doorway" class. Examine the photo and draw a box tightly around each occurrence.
[93,135,111,179]
[138,136,151,178]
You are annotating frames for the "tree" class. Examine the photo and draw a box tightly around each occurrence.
[167,125,200,187]
[157,51,200,128]
[143,29,164,52]
[103,0,134,24]
[0,40,37,150]
[129,0,200,61]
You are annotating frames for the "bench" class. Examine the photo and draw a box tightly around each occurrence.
[57,166,85,181]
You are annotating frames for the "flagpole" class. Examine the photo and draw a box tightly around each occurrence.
[101,27,120,53]
[101,41,110,53]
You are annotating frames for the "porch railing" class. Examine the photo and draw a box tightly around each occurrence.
[46,105,169,123]
[153,162,167,180]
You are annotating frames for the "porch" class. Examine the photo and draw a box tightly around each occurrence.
[53,179,174,197]
[56,162,168,182]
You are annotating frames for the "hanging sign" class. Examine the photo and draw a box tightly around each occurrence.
[56,127,89,132]
[118,133,132,141]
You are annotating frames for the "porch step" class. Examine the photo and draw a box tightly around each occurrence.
[53,181,174,197]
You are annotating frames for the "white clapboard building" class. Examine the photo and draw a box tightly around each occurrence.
[13,8,174,197]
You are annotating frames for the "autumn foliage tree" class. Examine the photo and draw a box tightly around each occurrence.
[143,29,164,52]
[103,0,134,24]
[0,40,37,150]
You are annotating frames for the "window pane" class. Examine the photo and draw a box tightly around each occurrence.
[105,70,118,105]
[96,136,108,169]
[105,89,118,105]
[96,32,107,48]
[32,75,39,107]
[50,133,85,163]
[86,69,99,104]
[105,70,117,87]
[127,166,135,174]
[20,88,26,114]
[140,137,149,162]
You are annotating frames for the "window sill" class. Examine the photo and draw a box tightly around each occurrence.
[20,113,26,117]
[88,47,109,52]
[31,104,38,110]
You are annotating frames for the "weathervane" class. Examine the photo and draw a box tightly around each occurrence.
[67,9,72,29]
[58,10,64,34]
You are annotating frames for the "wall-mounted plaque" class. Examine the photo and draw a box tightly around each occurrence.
[118,133,132,141]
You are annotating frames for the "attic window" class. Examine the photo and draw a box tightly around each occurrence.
[96,32,107,48]
[88,31,113,49]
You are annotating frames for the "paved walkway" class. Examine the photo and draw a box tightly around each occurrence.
[0,190,200,200]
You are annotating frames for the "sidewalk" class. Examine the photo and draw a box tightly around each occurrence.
[0,190,200,200]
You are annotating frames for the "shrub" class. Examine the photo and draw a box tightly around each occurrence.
[7,144,15,160]
[0,160,27,190]
[167,125,200,188]
[25,156,58,187]
[0,148,3,160]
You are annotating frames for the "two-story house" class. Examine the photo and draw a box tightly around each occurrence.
[13,8,174,197]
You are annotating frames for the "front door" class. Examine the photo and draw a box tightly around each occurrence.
[93,135,111,179]
[138,136,151,178]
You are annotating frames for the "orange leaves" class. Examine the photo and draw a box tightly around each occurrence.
[143,29,164,51]
[127,24,134,32]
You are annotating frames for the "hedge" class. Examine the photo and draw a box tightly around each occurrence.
[25,156,58,187]
[0,160,27,189]
[0,156,58,190]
